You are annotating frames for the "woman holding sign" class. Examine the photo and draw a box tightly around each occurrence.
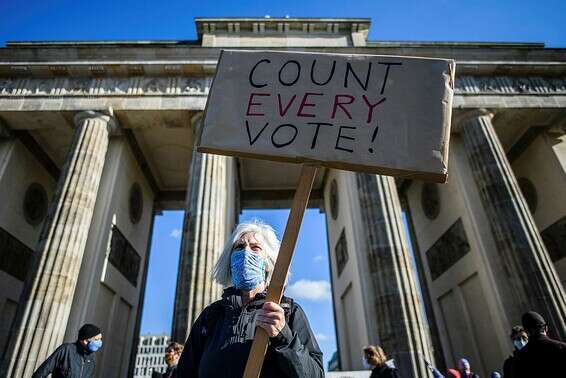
[176,220,324,378]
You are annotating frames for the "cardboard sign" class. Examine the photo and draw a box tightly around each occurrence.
[198,50,455,182]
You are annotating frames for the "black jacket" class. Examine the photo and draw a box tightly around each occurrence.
[177,287,324,377]
[503,350,518,378]
[32,342,96,378]
[514,334,566,378]
[369,365,399,378]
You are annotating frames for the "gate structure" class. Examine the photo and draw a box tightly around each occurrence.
[0,18,565,377]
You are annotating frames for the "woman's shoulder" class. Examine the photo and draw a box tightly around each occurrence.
[370,365,398,378]
[194,298,228,326]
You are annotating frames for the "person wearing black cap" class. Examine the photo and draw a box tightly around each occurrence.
[514,311,566,378]
[32,323,102,378]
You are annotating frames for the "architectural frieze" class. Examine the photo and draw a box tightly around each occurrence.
[455,75,566,95]
[0,75,565,98]
[0,76,211,97]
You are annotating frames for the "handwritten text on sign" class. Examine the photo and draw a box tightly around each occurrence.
[198,50,455,182]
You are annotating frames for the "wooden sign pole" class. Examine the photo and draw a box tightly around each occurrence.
[243,164,318,378]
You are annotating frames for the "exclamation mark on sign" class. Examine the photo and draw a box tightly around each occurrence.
[368,123,379,153]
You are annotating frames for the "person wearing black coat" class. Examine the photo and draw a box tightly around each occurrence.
[502,325,528,378]
[370,364,399,378]
[514,311,566,378]
[363,345,399,378]
[176,221,324,378]
[32,323,102,378]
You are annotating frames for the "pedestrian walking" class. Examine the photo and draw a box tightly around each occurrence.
[152,342,183,378]
[362,345,399,378]
[32,323,102,378]
[445,358,478,378]
[502,325,528,378]
[424,359,445,378]
[456,358,479,378]
[514,311,566,378]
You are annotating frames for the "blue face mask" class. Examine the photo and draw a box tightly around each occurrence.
[230,249,266,291]
[513,339,527,350]
[87,340,102,352]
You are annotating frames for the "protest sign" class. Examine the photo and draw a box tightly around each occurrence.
[196,50,455,378]
[198,50,455,183]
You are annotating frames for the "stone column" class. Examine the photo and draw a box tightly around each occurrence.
[461,111,566,338]
[1,111,115,377]
[357,173,433,378]
[172,151,235,342]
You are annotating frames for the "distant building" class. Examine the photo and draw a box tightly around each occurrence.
[134,334,169,378]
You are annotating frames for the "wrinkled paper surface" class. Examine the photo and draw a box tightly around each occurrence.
[198,50,454,183]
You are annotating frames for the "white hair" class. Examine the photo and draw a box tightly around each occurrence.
[212,219,281,287]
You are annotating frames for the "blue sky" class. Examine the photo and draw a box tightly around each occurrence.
[0,0,565,47]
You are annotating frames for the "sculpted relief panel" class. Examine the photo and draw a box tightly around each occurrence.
[455,76,566,94]
[0,75,565,98]
[0,76,212,97]
[426,218,470,281]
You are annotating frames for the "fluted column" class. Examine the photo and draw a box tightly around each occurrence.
[172,151,235,342]
[357,173,433,378]
[461,111,566,338]
[1,111,115,377]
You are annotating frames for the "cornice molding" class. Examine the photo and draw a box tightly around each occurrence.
[195,18,370,38]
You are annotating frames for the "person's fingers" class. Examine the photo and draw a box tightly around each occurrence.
[257,321,269,333]
[257,315,279,325]
[263,302,284,312]
[256,320,277,336]
[257,303,285,338]
[257,310,282,320]
[258,315,279,323]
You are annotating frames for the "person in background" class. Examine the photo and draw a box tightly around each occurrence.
[445,369,461,378]
[362,345,399,378]
[424,359,445,378]
[32,323,102,378]
[176,220,324,377]
[502,325,528,378]
[515,311,566,378]
[152,342,184,378]
[456,358,479,378]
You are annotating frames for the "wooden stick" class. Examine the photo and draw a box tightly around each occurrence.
[243,164,318,378]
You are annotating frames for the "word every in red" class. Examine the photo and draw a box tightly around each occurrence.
[246,92,387,124]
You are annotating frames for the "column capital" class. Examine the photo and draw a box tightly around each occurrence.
[74,108,120,135]
[453,108,495,133]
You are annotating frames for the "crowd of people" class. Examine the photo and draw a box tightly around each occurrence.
[420,310,566,378]
[30,220,566,378]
